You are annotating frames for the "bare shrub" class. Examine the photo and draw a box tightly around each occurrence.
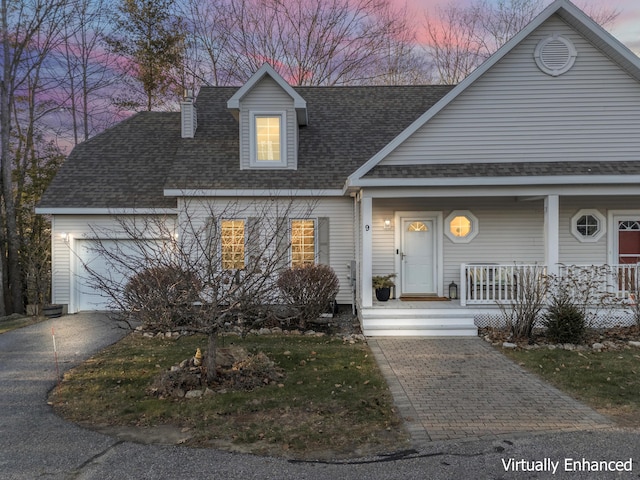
[557,264,622,328]
[497,265,548,340]
[124,265,201,329]
[277,264,340,328]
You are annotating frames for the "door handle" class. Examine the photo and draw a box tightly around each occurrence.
[401,252,406,261]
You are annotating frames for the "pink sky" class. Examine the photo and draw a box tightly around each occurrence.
[404,0,640,54]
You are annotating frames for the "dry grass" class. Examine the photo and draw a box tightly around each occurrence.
[0,314,44,334]
[49,333,409,459]
[503,348,640,427]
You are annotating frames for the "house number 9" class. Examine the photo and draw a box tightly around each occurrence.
[365,225,370,231]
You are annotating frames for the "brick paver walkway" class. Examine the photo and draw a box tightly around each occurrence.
[369,338,612,445]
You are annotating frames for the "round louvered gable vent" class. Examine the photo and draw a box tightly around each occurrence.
[534,35,577,76]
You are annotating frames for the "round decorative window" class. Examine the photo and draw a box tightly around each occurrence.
[571,209,605,243]
[445,210,478,243]
[534,34,577,76]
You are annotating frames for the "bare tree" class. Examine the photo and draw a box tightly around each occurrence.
[76,197,320,383]
[55,0,124,145]
[1,0,72,314]
[424,2,485,84]
[218,0,419,86]
[424,0,620,85]
[177,0,237,87]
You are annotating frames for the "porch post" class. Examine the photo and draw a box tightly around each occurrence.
[544,194,560,276]
[362,195,373,307]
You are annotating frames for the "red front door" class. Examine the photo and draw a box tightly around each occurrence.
[619,220,640,264]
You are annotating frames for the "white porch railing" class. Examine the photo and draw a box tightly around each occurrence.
[460,263,639,306]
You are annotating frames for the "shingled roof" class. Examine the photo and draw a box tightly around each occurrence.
[165,85,454,191]
[364,161,640,179]
[39,112,180,210]
[38,85,454,210]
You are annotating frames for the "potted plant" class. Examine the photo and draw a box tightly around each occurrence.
[372,274,395,302]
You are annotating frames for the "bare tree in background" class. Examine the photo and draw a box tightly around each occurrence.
[57,0,124,144]
[425,2,486,84]
[424,0,620,84]
[193,0,420,86]
[1,0,73,314]
[177,0,236,87]
[77,197,319,383]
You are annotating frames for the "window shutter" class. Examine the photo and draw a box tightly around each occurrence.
[205,216,218,265]
[275,217,289,271]
[317,217,330,265]
[246,217,260,271]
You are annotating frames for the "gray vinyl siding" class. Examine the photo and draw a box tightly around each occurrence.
[372,198,546,287]
[239,76,298,170]
[180,197,354,304]
[559,196,640,265]
[381,15,640,166]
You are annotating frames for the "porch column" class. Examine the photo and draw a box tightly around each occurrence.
[362,195,373,307]
[544,194,560,277]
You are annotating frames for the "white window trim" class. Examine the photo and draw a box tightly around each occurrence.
[444,210,478,244]
[249,111,286,168]
[571,209,605,243]
[607,210,640,265]
[290,218,316,266]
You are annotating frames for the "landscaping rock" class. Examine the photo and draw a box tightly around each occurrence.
[592,342,604,351]
[258,328,271,335]
[563,344,576,351]
[629,341,640,348]
[185,389,203,398]
[502,342,517,349]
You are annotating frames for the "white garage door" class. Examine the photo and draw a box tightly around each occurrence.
[75,239,162,311]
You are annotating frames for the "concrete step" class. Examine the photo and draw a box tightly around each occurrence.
[361,308,478,337]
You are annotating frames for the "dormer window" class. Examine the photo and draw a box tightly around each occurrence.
[250,112,286,167]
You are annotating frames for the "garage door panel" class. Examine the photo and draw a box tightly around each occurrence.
[75,239,162,311]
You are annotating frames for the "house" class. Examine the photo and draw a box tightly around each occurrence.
[37,0,640,336]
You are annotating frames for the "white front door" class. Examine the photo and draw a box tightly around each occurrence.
[401,218,435,295]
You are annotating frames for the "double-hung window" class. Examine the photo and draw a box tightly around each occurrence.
[221,219,245,269]
[291,219,315,267]
[251,113,286,167]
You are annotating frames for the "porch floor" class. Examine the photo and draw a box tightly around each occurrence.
[372,298,463,309]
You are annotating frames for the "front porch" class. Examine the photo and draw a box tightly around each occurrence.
[360,263,638,336]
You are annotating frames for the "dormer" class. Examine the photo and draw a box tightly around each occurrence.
[227,64,307,170]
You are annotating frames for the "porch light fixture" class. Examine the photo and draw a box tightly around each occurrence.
[449,281,458,299]
[59,232,70,244]
[383,218,392,230]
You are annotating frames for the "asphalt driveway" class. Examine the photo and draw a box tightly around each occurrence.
[1,313,638,479]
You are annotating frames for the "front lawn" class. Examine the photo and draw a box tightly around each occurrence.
[503,347,640,426]
[49,333,408,459]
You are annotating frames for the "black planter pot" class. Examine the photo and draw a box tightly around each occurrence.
[43,304,63,318]
[375,287,391,302]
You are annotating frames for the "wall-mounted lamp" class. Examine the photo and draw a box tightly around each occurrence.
[60,232,70,244]
[383,218,392,230]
